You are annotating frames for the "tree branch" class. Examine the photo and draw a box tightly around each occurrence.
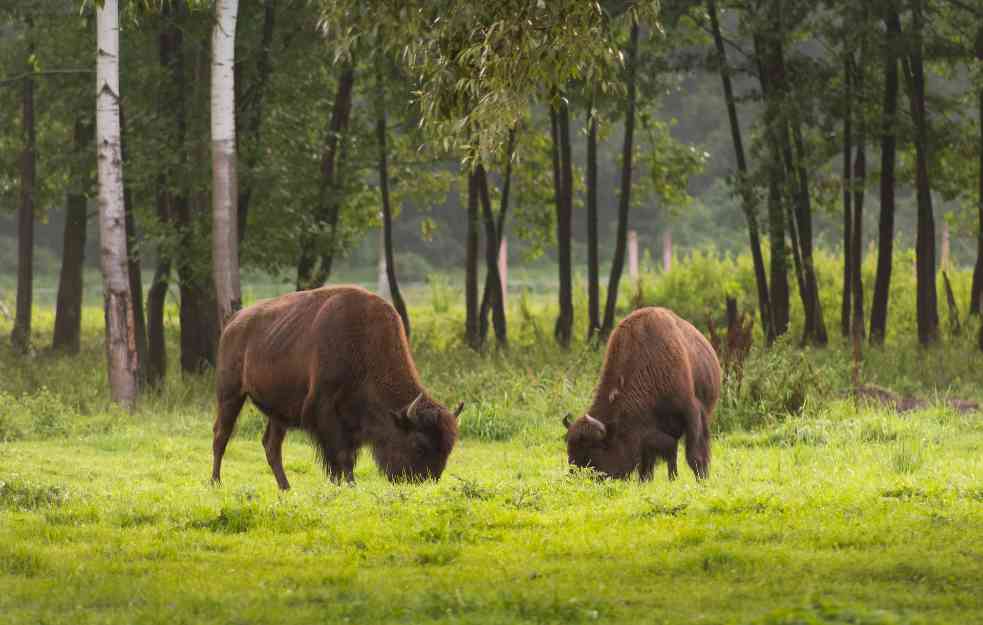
[0,69,94,88]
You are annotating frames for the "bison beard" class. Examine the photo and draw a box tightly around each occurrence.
[210,285,462,489]
[564,307,721,481]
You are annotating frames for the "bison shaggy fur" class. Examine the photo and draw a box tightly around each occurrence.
[211,286,462,489]
[564,307,721,481]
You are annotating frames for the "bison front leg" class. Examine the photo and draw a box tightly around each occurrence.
[263,421,291,490]
[641,431,679,482]
[684,404,710,480]
[313,423,357,485]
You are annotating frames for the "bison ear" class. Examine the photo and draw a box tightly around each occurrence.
[562,414,573,430]
[452,402,464,420]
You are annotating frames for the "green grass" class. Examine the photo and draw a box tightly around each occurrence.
[1,290,982,624]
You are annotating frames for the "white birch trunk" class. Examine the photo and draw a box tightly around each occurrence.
[662,229,673,273]
[96,0,138,408]
[941,220,950,270]
[212,0,241,327]
[498,237,508,309]
[628,229,639,282]
[377,219,389,298]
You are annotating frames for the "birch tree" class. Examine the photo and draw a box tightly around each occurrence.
[96,0,139,407]
[212,0,241,327]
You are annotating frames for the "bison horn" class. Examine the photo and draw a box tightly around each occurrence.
[406,393,424,421]
[562,413,573,430]
[584,414,607,436]
[453,402,464,419]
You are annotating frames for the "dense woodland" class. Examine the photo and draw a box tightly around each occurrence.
[0,0,981,405]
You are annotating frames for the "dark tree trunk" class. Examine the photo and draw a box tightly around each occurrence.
[174,40,216,373]
[374,46,409,337]
[906,0,939,346]
[465,168,480,350]
[841,58,853,339]
[755,28,790,338]
[767,3,825,346]
[784,183,808,320]
[552,97,575,347]
[477,165,507,347]
[297,64,355,290]
[793,131,828,345]
[971,27,983,317]
[146,1,185,385]
[236,0,274,245]
[850,56,866,343]
[119,105,149,382]
[601,20,640,339]
[767,172,790,338]
[479,127,515,343]
[176,194,218,373]
[12,26,35,354]
[870,5,900,344]
[707,0,772,342]
[586,94,601,341]
[53,120,91,354]
[53,195,87,353]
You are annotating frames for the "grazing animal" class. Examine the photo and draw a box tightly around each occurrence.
[564,307,721,481]
[211,285,462,489]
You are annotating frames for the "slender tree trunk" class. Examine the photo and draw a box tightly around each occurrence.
[767,3,825,346]
[53,119,90,354]
[850,55,866,343]
[119,105,149,383]
[477,165,507,346]
[601,19,640,339]
[212,0,241,329]
[479,127,515,342]
[237,0,274,245]
[586,93,601,341]
[767,171,790,337]
[465,168,480,350]
[707,0,772,342]
[551,96,574,347]
[97,0,139,407]
[177,44,218,373]
[374,46,409,337]
[755,29,790,338]
[841,58,853,339]
[906,0,939,346]
[146,0,184,384]
[12,20,35,354]
[870,5,900,344]
[794,133,828,345]
[970,27,982,317]
[176,195,218,373]
[297,64,355,290]
[784,186,808,318]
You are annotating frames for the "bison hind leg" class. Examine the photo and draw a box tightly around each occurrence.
[211,390,247,485]
[263,420,291,490]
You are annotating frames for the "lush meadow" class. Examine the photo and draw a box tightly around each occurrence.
[1,255,982,625]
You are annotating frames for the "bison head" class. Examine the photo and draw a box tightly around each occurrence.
[563,413,638,479]
[374,393,462,482]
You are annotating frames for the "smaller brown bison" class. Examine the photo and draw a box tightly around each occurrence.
[564,307,721,481]
[211,285,463,489]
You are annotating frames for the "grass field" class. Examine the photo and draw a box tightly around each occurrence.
[2,294,982,624]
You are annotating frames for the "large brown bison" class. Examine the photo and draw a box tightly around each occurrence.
[211,285,463,489]
[564,307,721,481]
